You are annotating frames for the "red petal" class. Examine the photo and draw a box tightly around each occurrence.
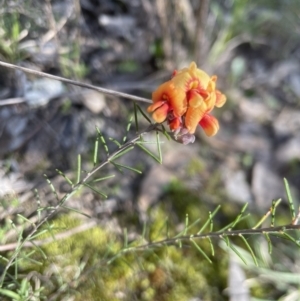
[199,114,219,136]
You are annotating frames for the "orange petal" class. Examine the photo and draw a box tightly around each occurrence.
[199,114,219,136]
[215,90,226,108]
[185,104,206,134]
[187,90,204,108]
[152,81,186,117]
[190,66,211,88]
[147,100,166,113]
[152,103,169,123]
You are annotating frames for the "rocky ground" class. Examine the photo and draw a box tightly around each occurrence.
[0,0,300,300]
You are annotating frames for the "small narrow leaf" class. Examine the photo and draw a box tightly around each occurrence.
[284,178,295,219]
[92,175,115,182]
[44,174,59,201]
[134,102,139,132]
[161,124,171,141]
[0,289,21,300]
[239,234,258,266]
[175,218,202,238]
[112,162,142,174]
[56,169,73,186]
[198,205,221,234]
[224,238,247,265]
[17,214,36,227]
[61,205,92,218]
[110,161,123,174]
[34,189,41,222]
[209,211,213,232]
[77,154,81,184]
[190,238,212,264]
[109,146,134,161]
[207,237,215,256]
[136,103,152,123]
[219,214,250,232]
[264,233,272,254]
[137,143,161,163]
[109,137,122,148]
[156,131,162,164]
[282,232,300,247]
[84,183,107,198]
[96,126,109,155]
[230,203,248,230]
[123,228,128,248]
[93,136,99,166]
[123,115,133,143]
[271,199,281,227]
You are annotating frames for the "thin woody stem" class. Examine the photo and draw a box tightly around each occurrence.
[0,60,152,104]
[123,223,300,251]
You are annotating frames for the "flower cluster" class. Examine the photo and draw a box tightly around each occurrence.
[147,62,226,144]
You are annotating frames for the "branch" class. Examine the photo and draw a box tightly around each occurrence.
[0,60,152,104]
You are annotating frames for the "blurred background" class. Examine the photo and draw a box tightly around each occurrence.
[0,0,300,300]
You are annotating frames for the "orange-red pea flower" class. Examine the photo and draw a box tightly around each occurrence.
[147,62,226,144]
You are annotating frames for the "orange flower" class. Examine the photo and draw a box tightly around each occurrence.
[147,62,226,143]
[147,81,186,128]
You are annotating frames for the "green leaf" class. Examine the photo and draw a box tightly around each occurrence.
[198,205,221,234]
[84,183,107,198]
[239,234,258,266]
[44,174,59,201]
[93,136,99,166]
[109,146,134,161]
[77,154,81,184]
[123,115,133,143]
[111,162,142,174]
[136,103,152,123]
[190,238,212,264]
[137,143,161,163]
[56,169,73,186]
[96,126,109,155]
[284,178,295,219]
[92,175,115,182]
[0,288,21,300]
